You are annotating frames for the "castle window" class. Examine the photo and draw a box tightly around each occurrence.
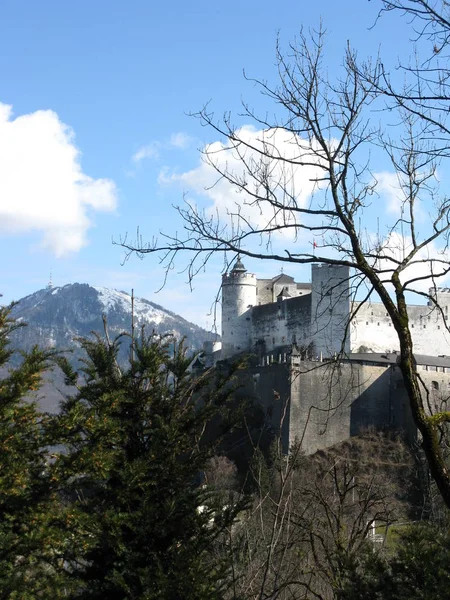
[377,322,380,326]
[423,325,426,329]
[411,324,414,328]
[438,325,441,330]
[366,321,369,325]
[389,323,392,326]
[272,337,275,344]
[432,380,439,391]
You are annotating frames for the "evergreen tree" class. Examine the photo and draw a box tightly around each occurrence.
[51,330,244,599]
[339,523,450,600]
[0,304,63,599]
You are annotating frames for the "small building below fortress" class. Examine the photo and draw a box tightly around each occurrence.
[218,259,450,361]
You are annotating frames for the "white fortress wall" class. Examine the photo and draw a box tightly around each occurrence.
[350,302,401,353]
[351,295,450,355]
[221,260,450,362]
[251,294,311,354]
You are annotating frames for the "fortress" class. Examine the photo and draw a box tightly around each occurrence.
[202,259,450,454]
[218,258,450,360]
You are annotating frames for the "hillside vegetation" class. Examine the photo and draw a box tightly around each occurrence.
[1,305,448,599]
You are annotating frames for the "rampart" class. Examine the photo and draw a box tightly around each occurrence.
[233,353,449,455]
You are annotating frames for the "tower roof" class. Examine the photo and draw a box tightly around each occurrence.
[231,257,247,273]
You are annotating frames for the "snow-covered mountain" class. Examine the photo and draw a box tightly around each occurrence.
[10,283,216,362]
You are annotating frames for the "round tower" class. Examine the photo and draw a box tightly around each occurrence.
[221,258,257,359]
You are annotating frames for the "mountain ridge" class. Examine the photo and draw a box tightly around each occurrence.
[9,282,216,360]
[5,283,217,413]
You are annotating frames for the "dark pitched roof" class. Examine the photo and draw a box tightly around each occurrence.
[277,288,291,298]
[344,353,450,367]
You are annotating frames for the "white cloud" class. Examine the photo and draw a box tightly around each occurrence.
[132,143,160,162]
[367,170,449,292]
[376,231,450,293]
[169,132,193,149]
[375,170,431,222]
[159,126,327,242]
[0,102,117,256]
[132,132,193,165]
[375,171,404,214]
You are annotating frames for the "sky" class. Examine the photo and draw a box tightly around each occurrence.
[0,0,439,329]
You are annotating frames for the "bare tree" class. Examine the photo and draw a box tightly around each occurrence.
[119,21,450,508]
[225,431,416,600]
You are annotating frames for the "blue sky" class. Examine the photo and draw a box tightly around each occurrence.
[0,0,429,327]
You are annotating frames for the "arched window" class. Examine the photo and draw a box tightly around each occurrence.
[432,380,439,391]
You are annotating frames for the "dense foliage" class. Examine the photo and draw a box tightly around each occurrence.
[339,524,450,600]
[0,308,245,599]
[1,305,450,599]
[49,332,245,599]
[0,305,62,598]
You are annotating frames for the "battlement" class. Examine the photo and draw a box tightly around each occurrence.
[222,271,256,283]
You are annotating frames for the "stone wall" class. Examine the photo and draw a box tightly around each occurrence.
[226,354,450,455]
[251,295,311,355]
[351,300,450,355]
[251,360,417,455]
[310,264,351,357]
